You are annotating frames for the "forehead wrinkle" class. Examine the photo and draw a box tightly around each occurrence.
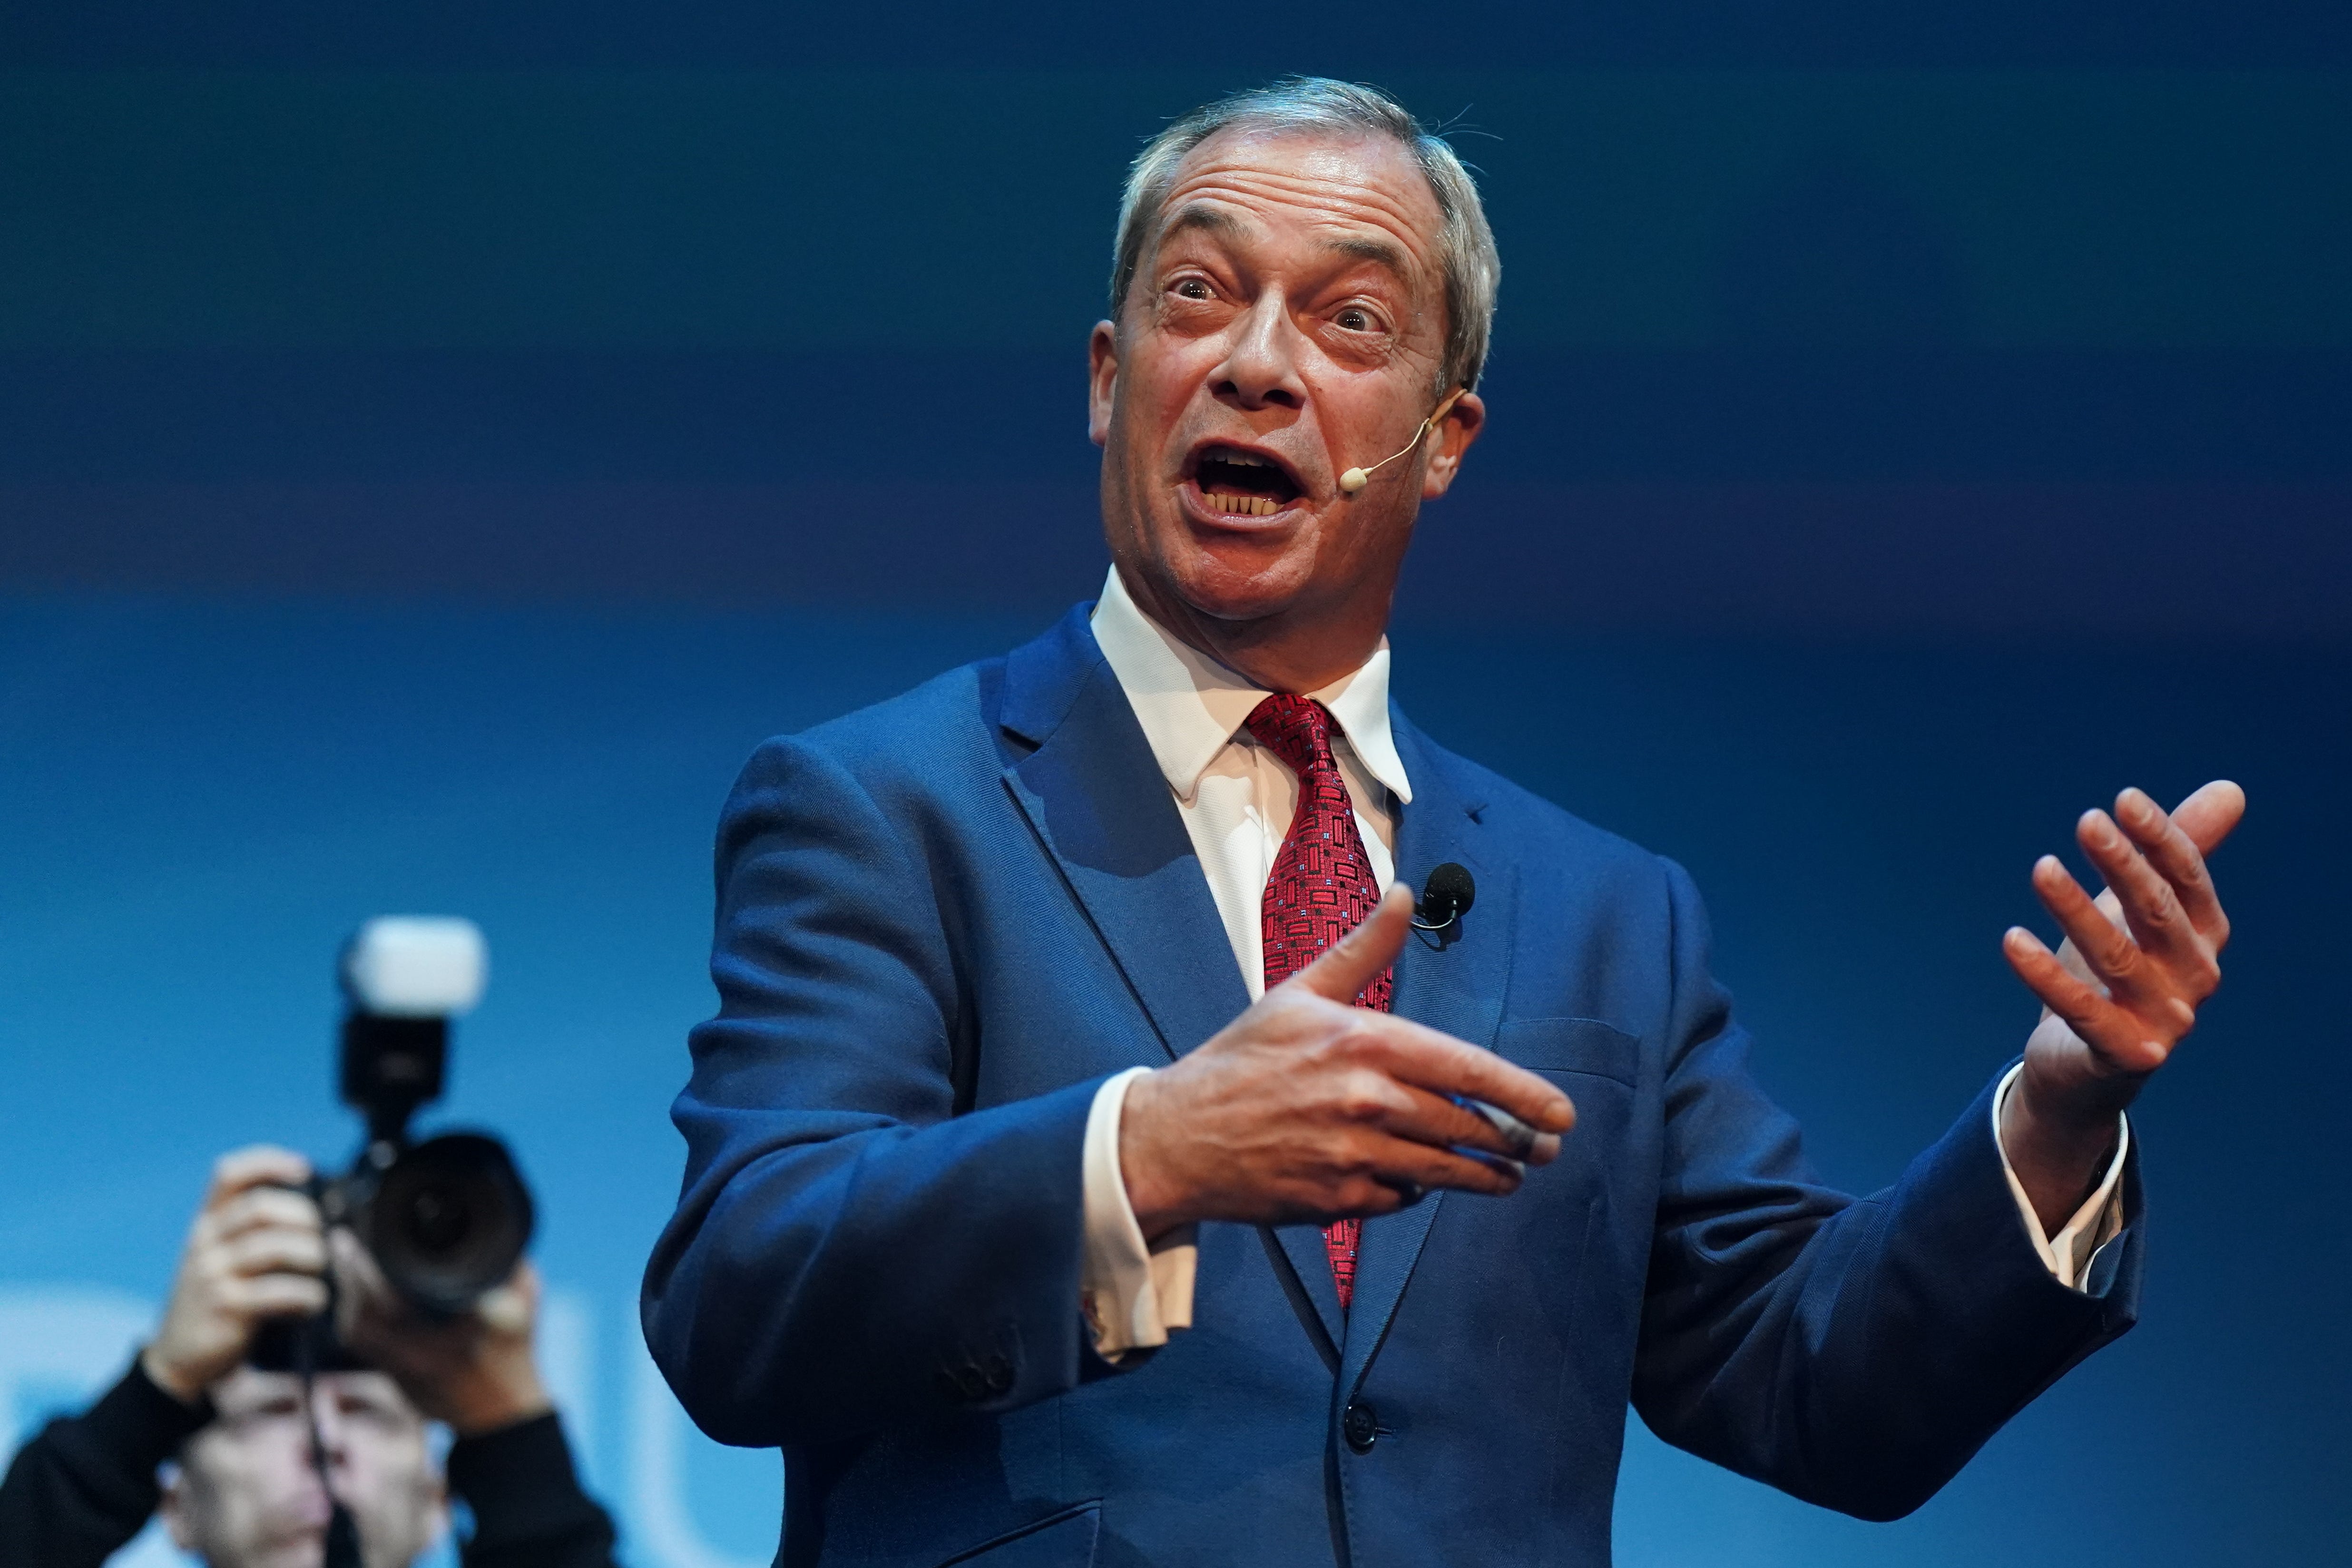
[1172,130,1440,226]
[1159,160,1440,283]
[1157,201,1254,248]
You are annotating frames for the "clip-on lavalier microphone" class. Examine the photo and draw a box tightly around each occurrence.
[1404,861,1521,1169]
[1339,387,1468,495]
[1411,862,1477,931]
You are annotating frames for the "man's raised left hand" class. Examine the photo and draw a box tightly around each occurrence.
[1999,779,2244,1232]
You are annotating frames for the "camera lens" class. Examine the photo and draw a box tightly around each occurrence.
[403,1187,469,1252]
[361,1132,534,1314]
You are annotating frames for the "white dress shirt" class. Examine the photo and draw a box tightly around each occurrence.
[1075,567,2127,1359]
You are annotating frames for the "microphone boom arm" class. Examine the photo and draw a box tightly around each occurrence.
[1339,387,1468,496]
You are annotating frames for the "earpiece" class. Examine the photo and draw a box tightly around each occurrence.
[1339,387,1467,496]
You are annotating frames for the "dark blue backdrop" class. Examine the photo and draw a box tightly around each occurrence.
[1,3,2346,1564]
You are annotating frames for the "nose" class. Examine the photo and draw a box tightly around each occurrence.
[308,1385,350,1465]
[1209,291,1307,413]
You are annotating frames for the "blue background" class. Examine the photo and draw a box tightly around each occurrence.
[1,3,2347,1564]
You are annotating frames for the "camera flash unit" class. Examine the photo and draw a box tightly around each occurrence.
[342,916,488,1019]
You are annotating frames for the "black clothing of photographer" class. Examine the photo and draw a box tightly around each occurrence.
[0,1147,620,1568]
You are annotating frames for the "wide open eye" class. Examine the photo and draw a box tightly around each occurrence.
[1172,276,1214,302]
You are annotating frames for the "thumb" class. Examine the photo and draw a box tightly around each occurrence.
[2170,779,2246,857]
[1290,885,1414,1004]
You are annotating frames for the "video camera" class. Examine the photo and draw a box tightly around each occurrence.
[251,917,535,1370]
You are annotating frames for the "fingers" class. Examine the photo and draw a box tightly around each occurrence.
[1348,1014,1576,1137]
[2002,926,2170,1074]
[476,1287,531,1337]
[464,1259,539,1338]
[1290,885,1414,1004]
[2167,779,2246,858]
[2031,853,2149,996]
[2113,788,2231,948]
[2074,808,2201,971]
[1309,1132,1531,1216]
[331,1226,420,1355]
[225,1271,332,1321]
[1458,1097,1557,1166]
[211,1186,323,1245]
[1365,1137,1531,1202]
[203,1146,312,1209]
[1352,1076,1538,1166]
[220,1224,328,1281]
[329,1227,398,1318]
[188,1173,326,1294]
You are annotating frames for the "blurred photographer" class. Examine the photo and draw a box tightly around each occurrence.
[0,1146,618,1568]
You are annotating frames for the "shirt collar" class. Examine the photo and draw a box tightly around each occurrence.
[1089,566,1413,807]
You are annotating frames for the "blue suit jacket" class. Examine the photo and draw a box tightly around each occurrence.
[642,605,2142,1568]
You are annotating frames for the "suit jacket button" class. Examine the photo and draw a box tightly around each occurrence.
[984,1352,1015,1394]
[953,1364,990,1401]
[1343,1400,1378,1453]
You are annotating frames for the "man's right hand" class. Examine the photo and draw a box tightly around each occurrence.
[1119,886,1576,1239]
[141,1146,328,1402]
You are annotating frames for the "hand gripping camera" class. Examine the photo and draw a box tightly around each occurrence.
[252,918,535,1370]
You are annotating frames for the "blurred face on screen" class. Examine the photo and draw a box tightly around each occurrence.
[163,1368,446,1568]
[1088,125,1483,680]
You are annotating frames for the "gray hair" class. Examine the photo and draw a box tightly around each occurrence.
[1108,78,1501,393]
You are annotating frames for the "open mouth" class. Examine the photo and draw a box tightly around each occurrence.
[1191,445,1303,518]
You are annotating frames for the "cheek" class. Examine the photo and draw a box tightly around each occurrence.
[343,1433,434,1497]
[198,1464,302,1550]
[1120,337,1216,431]
[216,1437,310,1499]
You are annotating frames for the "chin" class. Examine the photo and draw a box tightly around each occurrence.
[1167,549,1315,625]
[1155,522,1319,621]
[246,1533,327,1568]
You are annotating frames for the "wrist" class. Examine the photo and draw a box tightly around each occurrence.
[1116,1072,1189,1240]
[139,1343,211,1406]
[2001,1070,2121,1210]
[439,1368,552,1439]
[2009,1063,2129,1150]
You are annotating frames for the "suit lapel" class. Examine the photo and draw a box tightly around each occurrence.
[1341,714,1514,1394]
[1272,1225,1347,1353]
[996,617,1505,1375]
[998,608,1252,1061]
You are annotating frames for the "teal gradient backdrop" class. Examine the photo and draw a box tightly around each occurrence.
[2,599,2343,1567]
[1,4,2346,1564]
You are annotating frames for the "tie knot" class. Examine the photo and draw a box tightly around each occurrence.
[1244,694,1339,779]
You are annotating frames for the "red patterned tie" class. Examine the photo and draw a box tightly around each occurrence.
[1245,694,1392,1312]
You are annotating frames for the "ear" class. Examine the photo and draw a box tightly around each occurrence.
[1421,389,1486,499]
[1088,321,1119,448]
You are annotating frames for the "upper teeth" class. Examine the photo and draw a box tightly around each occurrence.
[1222,451,1270,466]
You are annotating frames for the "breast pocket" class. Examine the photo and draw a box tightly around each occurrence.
[940,1503,1100,1567]
[1494,1017,1640,1088]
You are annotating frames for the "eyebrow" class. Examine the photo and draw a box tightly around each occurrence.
[1158,203,1249,246]
[1158,204,1415,284]
[1320,233,1412,281]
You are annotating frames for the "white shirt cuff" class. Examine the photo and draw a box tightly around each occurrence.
[1991,1062,2130,1291]
[1078,1067,1197,1361]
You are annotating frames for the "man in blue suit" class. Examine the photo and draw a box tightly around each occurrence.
[642,79,2242,1567]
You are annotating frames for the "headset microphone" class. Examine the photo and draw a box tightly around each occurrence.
[1338,387,1468,495]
